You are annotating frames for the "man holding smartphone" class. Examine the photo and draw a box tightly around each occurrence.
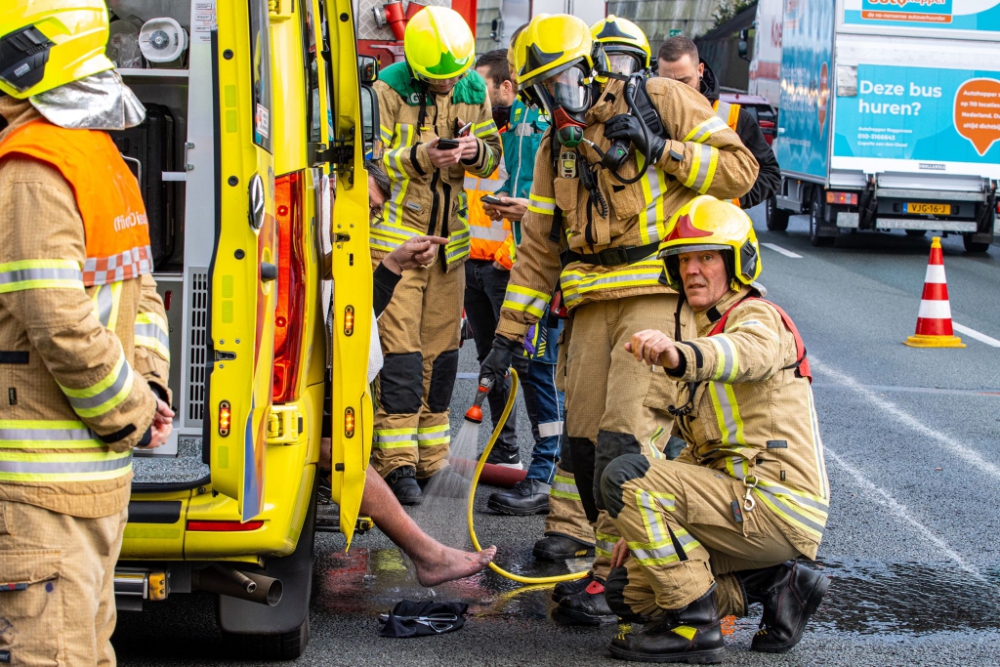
[371,7,502,504]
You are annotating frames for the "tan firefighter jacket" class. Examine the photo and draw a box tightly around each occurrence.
[374,63,503,271]
[496,78,758,340]
[644,286,831,558]
[0,98,168,518]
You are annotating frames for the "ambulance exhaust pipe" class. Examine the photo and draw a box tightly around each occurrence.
[192,565,283,606]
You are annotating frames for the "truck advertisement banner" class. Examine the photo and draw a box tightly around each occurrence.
[777,0,835,179]
[833,64,1000,170]
[843,0,1000,33]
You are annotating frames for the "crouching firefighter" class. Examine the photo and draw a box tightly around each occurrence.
[478,14,758,625]
[371,6,502,504]
[601,196,830,663]
[0,2,174,664]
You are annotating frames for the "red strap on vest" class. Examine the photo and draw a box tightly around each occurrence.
[708,297,812,383]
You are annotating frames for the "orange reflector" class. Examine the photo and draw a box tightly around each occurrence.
[219,401,231,437]
[345,407,356,438]
[187,520,264,531]
[344,305,355,336]
[826,191,858,206]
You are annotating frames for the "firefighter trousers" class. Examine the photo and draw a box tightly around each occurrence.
[561,294,679,579]
[0,500,127,666]
[372,259,465,479]
[601,455,802,618]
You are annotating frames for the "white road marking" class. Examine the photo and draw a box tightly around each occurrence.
[761,242,803,259]
[826,448,985,580]
[953,322,1000,348]
[810,357,1000,481]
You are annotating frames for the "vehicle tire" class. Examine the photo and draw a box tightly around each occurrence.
[218,482,317,660]
[963,234,991,253]
[905,229,927,237]
[809,192,835,247]
[765,196,790,232]
[222,618,309,661]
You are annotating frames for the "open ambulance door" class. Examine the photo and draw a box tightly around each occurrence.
[323,0,374,548]
[207,0,278,522]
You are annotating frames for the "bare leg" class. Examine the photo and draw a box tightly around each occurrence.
[361,465,496,586]
[321,439,495,586]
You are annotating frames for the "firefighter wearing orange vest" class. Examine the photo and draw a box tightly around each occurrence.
[657,36,780,209]
[601,196,830,662]
[0,3,172,664]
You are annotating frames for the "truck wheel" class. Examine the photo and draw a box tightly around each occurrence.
[963,234,991,253]
[765,196,790,232]
[809,194,835,247]
[218,482,317,660]
[222,619,309,661]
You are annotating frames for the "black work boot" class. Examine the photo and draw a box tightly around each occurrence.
[385,466,422,506]
[738,560,830,653]
[551,571,595,602]
[553,577,618,625]
[609,589,725,664]
[418,465,470,499]
[488,479,550,515]
[534,535,595,562]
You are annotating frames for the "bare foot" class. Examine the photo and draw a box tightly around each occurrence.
[413,545,497,587]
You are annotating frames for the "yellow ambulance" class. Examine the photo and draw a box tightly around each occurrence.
[106,0,375,658]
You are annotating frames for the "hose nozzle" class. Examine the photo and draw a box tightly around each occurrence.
[465,378,493,424]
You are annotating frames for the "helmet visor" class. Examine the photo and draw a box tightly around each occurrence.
[658,243,730,260]
[607,54,642,76]
[535,65,590,116]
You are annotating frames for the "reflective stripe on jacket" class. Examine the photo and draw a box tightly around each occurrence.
[0,113,160,513]
[465,164,513,261]
[713,101,741,206]
[373,64,503,270]
[496,78,758,338]
[656,287,830,557]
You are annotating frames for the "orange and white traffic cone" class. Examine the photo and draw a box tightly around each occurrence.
[904,236,965,348]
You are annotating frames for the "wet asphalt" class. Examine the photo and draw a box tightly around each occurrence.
[115,205,1000,666]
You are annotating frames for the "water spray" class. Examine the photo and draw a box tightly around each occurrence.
[466,369,588,586]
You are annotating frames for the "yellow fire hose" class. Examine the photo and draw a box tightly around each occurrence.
[466,368,589,585]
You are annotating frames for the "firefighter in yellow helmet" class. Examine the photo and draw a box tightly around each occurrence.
[478,14,758,624]
[591,15,652,76]
[371,6,502,503]
[598,196,830,662]
[0,2,172,664]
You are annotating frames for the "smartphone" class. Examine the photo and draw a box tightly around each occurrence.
[480,195,504,206]
[436,138,460,150]
[456,121,473,136]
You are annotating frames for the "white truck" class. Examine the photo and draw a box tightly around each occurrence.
[748,0,784,109]
[764,0,1000,252]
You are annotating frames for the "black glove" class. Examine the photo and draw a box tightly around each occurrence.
[604,113,666,164]
[478,336,520,391]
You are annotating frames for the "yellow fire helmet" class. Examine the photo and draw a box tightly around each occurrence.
[513,13,597,92]
[404,6,475,81]
[0,0,114,99]
[591,15,651,74]
[658,195,762,291]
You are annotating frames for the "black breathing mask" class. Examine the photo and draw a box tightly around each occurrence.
[533,65,592,148]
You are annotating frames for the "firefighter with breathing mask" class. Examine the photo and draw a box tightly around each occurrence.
[0,2,172,663]
[601,196,830,663]
[478,13,759,625]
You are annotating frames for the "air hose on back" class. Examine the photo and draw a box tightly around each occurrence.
[466,370,589,585]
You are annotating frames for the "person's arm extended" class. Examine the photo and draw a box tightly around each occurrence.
[0,161,156,452]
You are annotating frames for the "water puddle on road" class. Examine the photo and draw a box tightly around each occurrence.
[314,547,1000,638]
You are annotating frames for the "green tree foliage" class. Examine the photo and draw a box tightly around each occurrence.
[713,0,756,28]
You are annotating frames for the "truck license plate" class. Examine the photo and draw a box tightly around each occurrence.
[904,202,951,215]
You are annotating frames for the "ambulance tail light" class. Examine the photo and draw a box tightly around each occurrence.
[273,172,307,404]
